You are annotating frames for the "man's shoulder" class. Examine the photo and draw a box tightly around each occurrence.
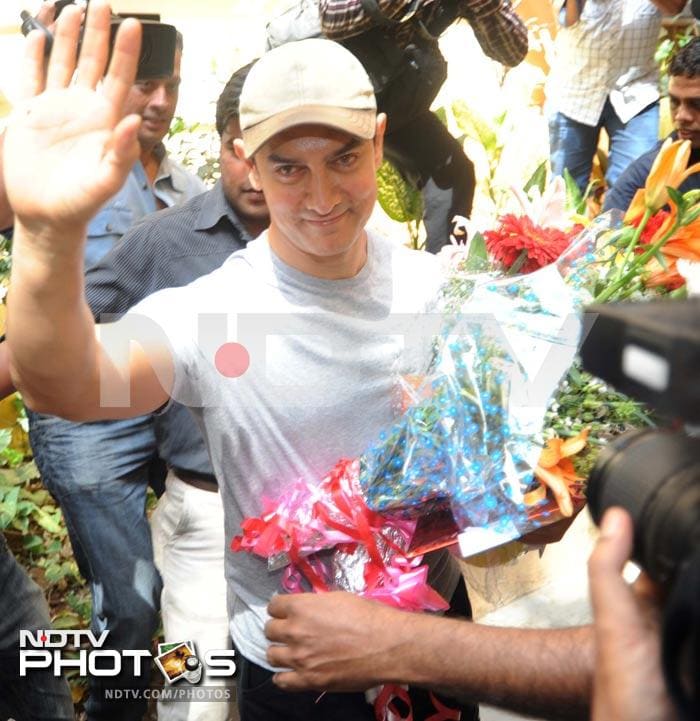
[125,190,209,241]
[603,137,665,211]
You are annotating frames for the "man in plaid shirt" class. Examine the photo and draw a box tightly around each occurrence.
[319,0,528,252]
[548,0,687,196]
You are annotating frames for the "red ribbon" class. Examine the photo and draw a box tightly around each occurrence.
[231,457,448,612]
[427,693,462,721]
[374,684,413,721]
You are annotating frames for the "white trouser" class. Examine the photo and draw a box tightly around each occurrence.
[151,473,233,721]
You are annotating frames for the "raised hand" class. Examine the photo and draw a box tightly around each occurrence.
[4,1,141,237]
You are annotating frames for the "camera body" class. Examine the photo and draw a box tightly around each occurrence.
[581,297,699,720]
[581,297,700,584]
[20,3,177,80]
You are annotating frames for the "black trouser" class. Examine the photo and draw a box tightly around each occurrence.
[236,578,479,720]
[384,110,476,254]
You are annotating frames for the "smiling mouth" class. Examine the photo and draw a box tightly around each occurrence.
[304,211,347,226]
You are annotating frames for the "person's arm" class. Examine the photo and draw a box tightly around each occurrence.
[4,1,171,420]
[461,0,528,68]
[0,132,13,231]
[649,0,687,15]
[589,508,677,721]
[319,0,415,39]
[266,592,592,720]
[0,343,16,399]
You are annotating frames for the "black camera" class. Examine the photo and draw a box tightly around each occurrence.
[20,3,177,80]
[581,297,699,720]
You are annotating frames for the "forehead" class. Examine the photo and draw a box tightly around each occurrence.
[260,124,364,158]
[669,74,700,97]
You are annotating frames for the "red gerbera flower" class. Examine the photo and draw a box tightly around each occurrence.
[629,208,671,246]
[483,214,581,274]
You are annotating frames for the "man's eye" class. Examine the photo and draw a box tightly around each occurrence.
[690,99,700,112]
[276,165,300,177]
[669,97,680,109]
[336,153,357,168]
[137,81,155,93]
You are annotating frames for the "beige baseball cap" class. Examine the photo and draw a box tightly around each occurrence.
[239,38,377,157]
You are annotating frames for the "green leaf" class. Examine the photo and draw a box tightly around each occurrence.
[433,106,448,126]
[563,168,584,214]
[0,428,12,455]
[22,534,44,551]
[52,611,82,630]
[0,485,20,524]
[35,509,64,535]
[667,186,685,213]
[523,161,547,196]
[376,160,423,223]
[506,249,529,276]
[464,232,488,272]
[568,365,583,386]
[452,101,499,154]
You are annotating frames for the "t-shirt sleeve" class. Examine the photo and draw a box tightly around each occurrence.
[117,285,204,411]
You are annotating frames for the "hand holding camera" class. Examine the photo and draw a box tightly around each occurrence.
[589,508,678,721]
[6,1,142,239]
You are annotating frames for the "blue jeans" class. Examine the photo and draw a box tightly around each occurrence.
[27,412,165,721]
[549,98,659,194]
[0,533,74,721]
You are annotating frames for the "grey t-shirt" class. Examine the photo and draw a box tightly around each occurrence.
[132,230,460,667]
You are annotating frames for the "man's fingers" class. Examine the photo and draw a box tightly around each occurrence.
[102,18,141,114]
[272,671,305,691]
[268,593,294,619]
[35,2,57,28]
[19,31,47,100]
[266,642,294,669]
[265,618,291,643]
[97,113,141,191]
[589,507,636,627]
[75,0,111,89]
[44,5,82,89]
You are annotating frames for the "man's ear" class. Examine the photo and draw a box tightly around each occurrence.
[233,138,262,191]
[373,113,387,168]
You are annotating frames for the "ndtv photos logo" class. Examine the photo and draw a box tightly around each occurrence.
[19,630,236,683]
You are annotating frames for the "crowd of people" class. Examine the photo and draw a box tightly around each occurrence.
[0,1,695,720]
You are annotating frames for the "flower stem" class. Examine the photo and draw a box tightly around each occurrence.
[611,207,652,285]
[594,215,681,303]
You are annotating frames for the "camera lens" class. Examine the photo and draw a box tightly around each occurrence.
[588,428,700,583]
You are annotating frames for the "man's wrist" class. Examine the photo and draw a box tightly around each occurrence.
[13,218,87,261]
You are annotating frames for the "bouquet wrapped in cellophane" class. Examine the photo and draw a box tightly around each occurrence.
[231,218,613,606]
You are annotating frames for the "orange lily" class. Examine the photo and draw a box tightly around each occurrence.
[524,429,589,517]
[643,206,700,289]
[624,138,700,221]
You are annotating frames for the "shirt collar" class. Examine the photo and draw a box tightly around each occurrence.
[195,180,253,241]
[151,144,190,195]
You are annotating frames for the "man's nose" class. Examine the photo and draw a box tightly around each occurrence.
[307,170,340,215]
[675,101,694,124]
[148,84,169,109]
